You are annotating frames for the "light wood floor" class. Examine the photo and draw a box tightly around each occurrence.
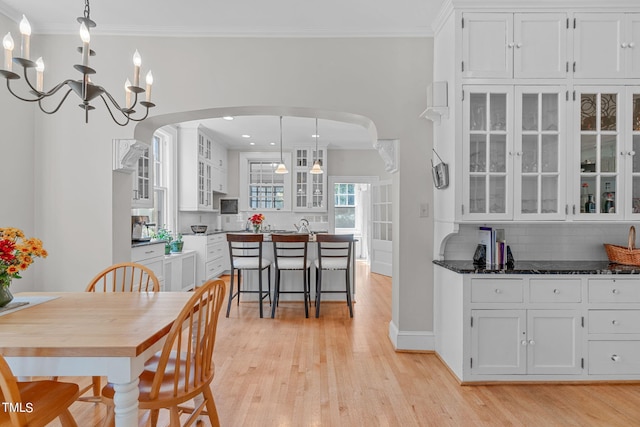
[52,262,640,426]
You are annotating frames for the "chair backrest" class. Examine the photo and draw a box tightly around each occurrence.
[85,262,160,292]
[0,354,27,426]
[316,234,354,270]
[271,234,309,269]
[148,279,225,400]
[227,233,265,269]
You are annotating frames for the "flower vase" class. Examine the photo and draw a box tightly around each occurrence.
[253,225,261,233]
[0,281,13,308]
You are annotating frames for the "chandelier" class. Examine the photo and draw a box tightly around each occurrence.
[0,0,155,126]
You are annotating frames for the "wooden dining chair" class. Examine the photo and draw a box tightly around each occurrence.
[85,261,160,293]
[0,354,80,427]
[76,262,161,402]
[100,279,225,427]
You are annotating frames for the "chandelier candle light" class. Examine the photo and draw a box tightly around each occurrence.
[0,0,156,126]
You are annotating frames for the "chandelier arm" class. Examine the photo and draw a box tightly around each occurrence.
[126,107,150,122]
[98,94,130,127]
[37,88,76,114]
[5,79,42,102]
[98,86,127,112]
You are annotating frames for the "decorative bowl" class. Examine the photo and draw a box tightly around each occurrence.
[191,225,208,234]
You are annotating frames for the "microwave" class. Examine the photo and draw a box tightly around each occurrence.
[220,198,239,215]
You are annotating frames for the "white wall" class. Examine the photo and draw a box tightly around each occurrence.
[0,13,39,291]
[4,29,434,348]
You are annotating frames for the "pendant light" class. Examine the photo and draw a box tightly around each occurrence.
[310,118,324,174]
[275,116,288,174]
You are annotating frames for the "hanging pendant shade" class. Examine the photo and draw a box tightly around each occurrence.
[275,115,288,174]
[309,117,324,174]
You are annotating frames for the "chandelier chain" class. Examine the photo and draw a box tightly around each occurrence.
[84,0,91,20]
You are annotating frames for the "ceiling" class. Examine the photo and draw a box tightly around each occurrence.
[0,0,445,150]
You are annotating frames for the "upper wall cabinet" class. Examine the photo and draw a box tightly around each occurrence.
[462,13,568,79]
[132,142,153,209]
[293,146,327,212]
[574,13,640,79]
[178,125,228,212]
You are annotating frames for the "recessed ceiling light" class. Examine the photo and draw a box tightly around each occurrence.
[242,134,251,138]
[249,142,255,145]
[223,116,234,120]
[312,134,320,138]
[269,142,276,145]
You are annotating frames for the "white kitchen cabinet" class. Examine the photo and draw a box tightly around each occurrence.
[293,146,327,212]
[131,242,165,290]
[462,85,566,220]
[574,13,640,79]
[131,142,153,208]
[471,309,582,375]
[182,233,229,287]
[178,125,227,210]
[461,13,567,79]
[164,250,196,292]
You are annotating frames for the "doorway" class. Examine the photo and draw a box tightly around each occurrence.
[329,176,378,263]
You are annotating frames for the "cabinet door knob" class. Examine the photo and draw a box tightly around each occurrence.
[528,340,535,345]
[621,42,628,48]
[630,151,636,156]
[611,354,620,362]
[630,42,636,48]
[508,42,515,48]
[553,289,560,294]
[515,43,522,48]
[612,320,619,325]
[494,288,502,294]
[521,340,527,346]
[612,288,620,294]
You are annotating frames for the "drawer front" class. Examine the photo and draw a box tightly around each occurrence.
[470,278,524,303]
[589,341,640,375]
[205,259,225,280]
[206,243,226,262]
[588,279,640,303]
[589,310,640,334]
[529,279,582,303]
[207,233,226,244]
[132,243,165,262]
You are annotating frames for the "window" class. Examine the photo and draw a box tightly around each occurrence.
[249,161,285,209]
[239,152,292,211]
[334,183,356,228]
[151,128,177,232]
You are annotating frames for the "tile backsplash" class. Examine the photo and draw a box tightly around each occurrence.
[443,223,636,262]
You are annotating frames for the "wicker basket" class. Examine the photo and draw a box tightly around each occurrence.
[604,226,640,266]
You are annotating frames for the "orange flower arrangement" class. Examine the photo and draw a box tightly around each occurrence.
[249,213,265,232]
[0,227,47,287]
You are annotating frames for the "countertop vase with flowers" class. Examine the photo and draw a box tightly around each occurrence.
[0,227,48,307]
[0,279,13,307]
[249,213,265,234]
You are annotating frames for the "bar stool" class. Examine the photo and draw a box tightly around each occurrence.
[315,234,354,318]
[271,233,311,318]
[226,233,272,318]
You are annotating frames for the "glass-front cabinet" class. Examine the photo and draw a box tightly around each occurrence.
[574,87,624,220]
[462,85,566,221]
[514,86,565,220]
[293,146,327,212]
[132,143,153,208]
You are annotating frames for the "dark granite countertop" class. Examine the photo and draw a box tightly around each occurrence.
[433,260,640,275]
[131,239,167,248]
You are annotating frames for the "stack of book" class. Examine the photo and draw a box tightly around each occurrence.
[478,226,506,267]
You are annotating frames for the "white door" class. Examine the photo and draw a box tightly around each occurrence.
[371,180,392,276]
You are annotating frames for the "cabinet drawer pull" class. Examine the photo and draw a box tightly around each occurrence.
[611,354,620,362]
[145,250,154,254]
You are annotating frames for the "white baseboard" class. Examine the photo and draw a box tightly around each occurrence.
[388,321,435,351]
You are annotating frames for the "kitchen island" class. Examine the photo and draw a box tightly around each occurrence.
[434,260,640,383]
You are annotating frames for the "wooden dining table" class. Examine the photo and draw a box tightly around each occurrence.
[0,291,194,427]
